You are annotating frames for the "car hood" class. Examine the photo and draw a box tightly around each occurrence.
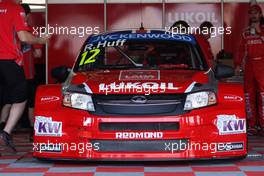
[70,69,210,94]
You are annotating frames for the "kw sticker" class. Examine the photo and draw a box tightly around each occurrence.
[216,115,246,135]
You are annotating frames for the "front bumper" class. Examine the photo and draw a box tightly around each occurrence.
[33,106,247,160]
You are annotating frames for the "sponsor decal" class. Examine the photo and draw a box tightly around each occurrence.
[94,39,126,49]
[99,82,180,92]
[223,95,243,101]
[217,142,244,152]
[89,33,194,44]
[131,95,147,104]
[84,39,126,51]
[34,116,62,137]
[167,11,219,25]
[116,132,163,139]
[216,115,246,135]
[37,144,62,153]
[247,39,262,45]
[40,96,60,103]
[119,70,160,81]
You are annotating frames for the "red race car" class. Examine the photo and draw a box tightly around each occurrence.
[33,30,247,161]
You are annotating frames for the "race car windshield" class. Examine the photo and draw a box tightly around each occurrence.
[75,40,206,72]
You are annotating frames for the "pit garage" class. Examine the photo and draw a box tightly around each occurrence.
[0,0,264,176]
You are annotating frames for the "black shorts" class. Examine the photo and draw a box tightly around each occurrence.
[1,85,11,105]
[0,60,27,104]
[27,79,37,108]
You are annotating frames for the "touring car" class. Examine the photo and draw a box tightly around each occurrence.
[33,30,247,160]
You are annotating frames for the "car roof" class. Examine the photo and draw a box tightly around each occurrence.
[87,30,197,45]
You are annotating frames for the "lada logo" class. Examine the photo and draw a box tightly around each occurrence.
[131,95,147,104]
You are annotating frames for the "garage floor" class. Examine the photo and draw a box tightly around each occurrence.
[0,132,264,176]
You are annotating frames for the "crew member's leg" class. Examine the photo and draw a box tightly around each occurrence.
[0,86,12,130]
[27,79,36,127]
[27,79,37,141]
[0,104,11,130]
[244,62,258,135]
[253,61,264,134]
[0,60,27,152]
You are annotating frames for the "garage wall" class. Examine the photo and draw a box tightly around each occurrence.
[165,3,222,64]
[107,3,163,30]
[46,0,263,83]
[48,4,104,83]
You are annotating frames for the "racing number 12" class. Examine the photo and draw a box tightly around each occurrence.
[79,48,100,66]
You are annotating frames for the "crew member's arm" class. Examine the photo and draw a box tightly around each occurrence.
[17,31,48,45]
[14,5,49,45]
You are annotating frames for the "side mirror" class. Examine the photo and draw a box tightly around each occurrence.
[215,64,234,79]
[51,66,70,83]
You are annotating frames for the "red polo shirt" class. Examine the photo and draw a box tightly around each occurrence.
[0,0,30,62]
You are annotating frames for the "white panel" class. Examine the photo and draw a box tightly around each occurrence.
[22,0,45,11]
[22,0,45,4]
[29,5,45,9]
[48,0,104,4]
[30,6,45,12]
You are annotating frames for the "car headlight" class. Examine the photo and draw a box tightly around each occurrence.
[63,92,95,111]
[184,91,217,110]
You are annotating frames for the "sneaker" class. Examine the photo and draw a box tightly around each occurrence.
[248,126,258,136]
[0,130,17,152]
[0,122,5,130]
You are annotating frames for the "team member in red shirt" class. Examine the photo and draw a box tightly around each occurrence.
[235,4,264,135]
[0,0,48,152]
[198,21,215,67]
[0,3,43,140]
[21,3,43,139]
